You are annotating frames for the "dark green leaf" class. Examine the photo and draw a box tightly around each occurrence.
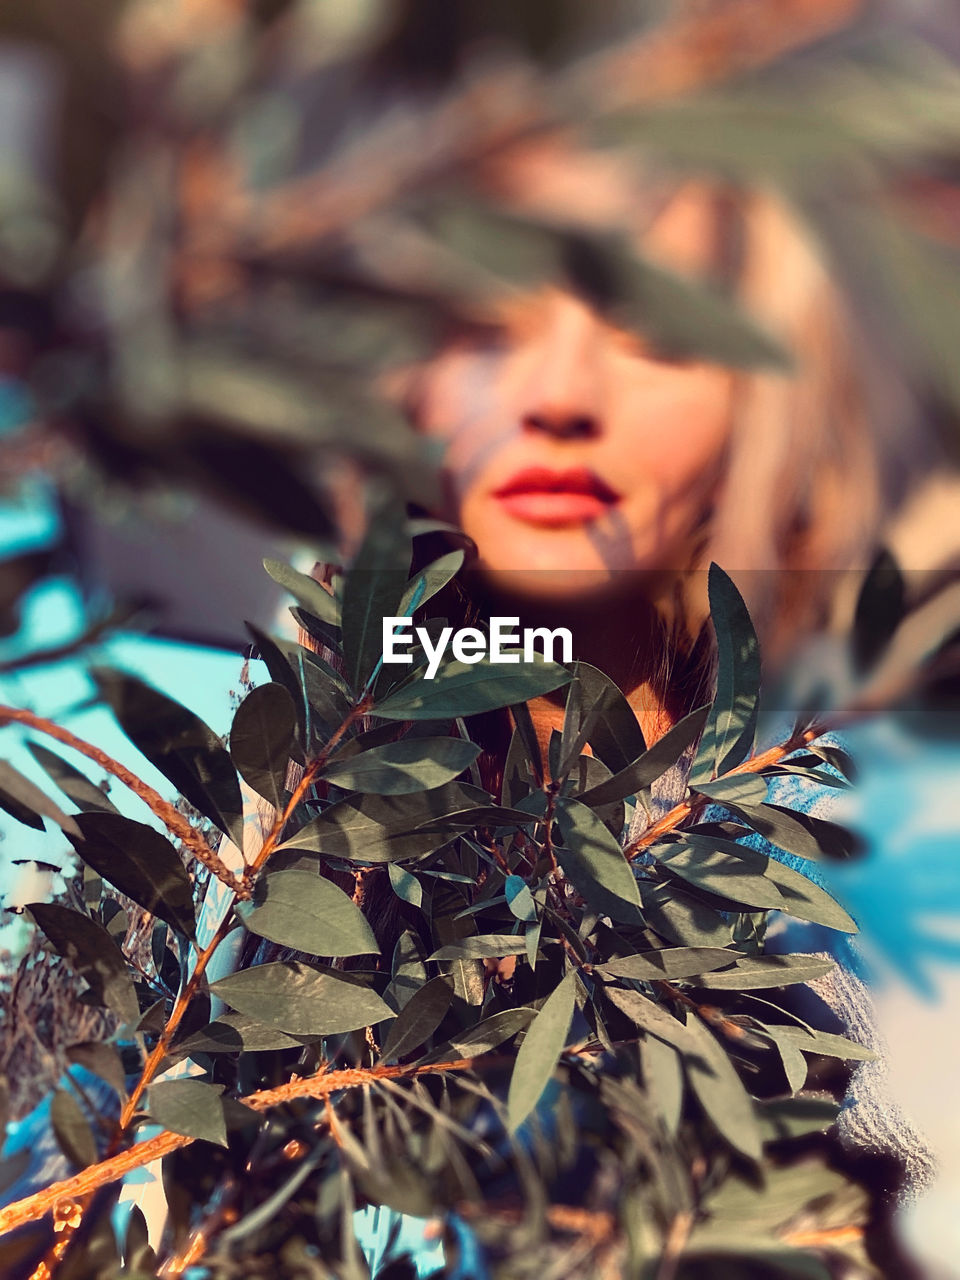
[321,737,480,795]
[148,1079,227,1147]
[29,903,139,1025]
[397,550,464,617]
[578,703,710,807]
[641,1034,684,1136]
[696,954,836,990]
[26,744,119,815]
[210,962,393,1035]
[341,492,410,692]
[447,1008,538,1057]
[691,566,761,783]
[603,985,694,1052]
[66,1042,127,1100]
[772,1025,877,1062]
[387,862,422,907]
[572,663,646,773]
[68,812,196,940]
[374,657,572,720]
[555,796,641,923]
[691,774,769,806]
[853,550,906,673]
[595,946,739,981]
[380,976,453,1063]
[507,971,576,1132]
[92,669,243,847]
[505,875,536,922]
[683,1012,762,1162]
[236,869,379,957]
[0,760,80,836]
[50,1088,98,1169]
[638,882,734,947]
[263,558,339,626]
[172,1013,315,1057]
[230,682,296,809]
[276,782,487,863]
[428,934,528,961]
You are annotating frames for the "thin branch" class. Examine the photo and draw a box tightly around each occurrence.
[0,1055,482,1238]
[0,705,247,897]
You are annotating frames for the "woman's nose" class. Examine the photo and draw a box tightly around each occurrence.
[521,407,600,439]
[516,294,605,442]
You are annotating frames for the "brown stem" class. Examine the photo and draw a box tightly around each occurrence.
[0,705,247,897]
[623,726,824,862]
[0,1056,481,1239]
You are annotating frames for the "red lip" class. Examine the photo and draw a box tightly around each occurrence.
[492,467,620,527]
[493,467,620,502]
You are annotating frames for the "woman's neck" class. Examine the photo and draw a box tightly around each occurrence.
[474,577,684,772]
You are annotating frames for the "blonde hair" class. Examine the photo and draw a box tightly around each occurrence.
[678,187,929,667]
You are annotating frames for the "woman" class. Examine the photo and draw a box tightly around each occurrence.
[341,155,939,1272]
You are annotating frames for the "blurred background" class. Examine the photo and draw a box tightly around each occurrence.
[0,0,959,1270]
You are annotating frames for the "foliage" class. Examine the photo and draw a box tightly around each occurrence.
[0,538,912,1278]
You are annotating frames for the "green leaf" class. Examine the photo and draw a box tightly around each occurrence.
[691,566,761,784]
[505,875,536,922]
[210,962,393,1035]
[148,1079,227,1147]
[92,669,243,847]
[341,492,410,692]
[691,774,769,806]
[658,836,858,932]
[696,954,836,990]
[595,946,740,982]
[641,1034,684,1136]
[657,843,784,910]
[428,934,529,961]
[572,663,646,774]
[397,550,465,618]
[714,803,856,862]
[50,1088,98,1169]
[447,1008,538,1057]
[507,971,576,1132]
[0,760,80,836]
[65,1042,127,1100]
[603,985,694,1052]
[236,869,379,957]
[26,744,119,815]
[321,737,480,795]
[387,862,422,907]
[230,683,297,809]
[380,976,453,1063]
[29,903,139,1025]
[683,1012,762,1162]
[577,703,710,807]
[263,558,340,626]
[68,812,196,941]
[554,796,641,923]
[374,657,572,720]
[638,882,734,948]
[276,782,487,863]
[772,1025,877,1062]
[172,1013,316,1057]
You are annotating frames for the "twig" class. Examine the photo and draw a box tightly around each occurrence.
[0,705,247,897]
[0,1056,483,1238]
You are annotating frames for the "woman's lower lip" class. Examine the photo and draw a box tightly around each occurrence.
[496,492,615,526]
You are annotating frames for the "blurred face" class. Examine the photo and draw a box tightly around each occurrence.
[414,286,736,603]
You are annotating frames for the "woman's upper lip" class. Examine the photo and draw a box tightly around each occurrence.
[492,467,620,502]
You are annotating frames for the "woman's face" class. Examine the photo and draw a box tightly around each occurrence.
[415,295,735,603]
